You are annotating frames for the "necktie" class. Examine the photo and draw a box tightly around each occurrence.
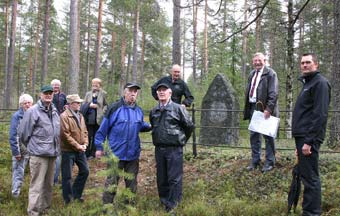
[249,70,259,97]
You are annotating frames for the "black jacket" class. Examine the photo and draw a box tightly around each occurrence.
[243,66,279,120]
[149,100,194,147]
[292,72,331,145]
[151,76,194,107]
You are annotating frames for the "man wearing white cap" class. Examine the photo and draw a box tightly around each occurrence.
[60,94,89,204]
[9,94,33,198]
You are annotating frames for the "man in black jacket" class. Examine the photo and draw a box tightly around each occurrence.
[150,83,194,213]
[292,53,331,216]
[243,52,279,172]
[151,64,194,107]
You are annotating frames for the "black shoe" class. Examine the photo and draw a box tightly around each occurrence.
[246,163,258,171]
[262,165,273,172]
[75,198,85,203]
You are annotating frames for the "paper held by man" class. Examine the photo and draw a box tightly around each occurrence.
[248,110,280,138]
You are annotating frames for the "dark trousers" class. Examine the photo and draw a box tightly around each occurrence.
[295,137,321,216]
[102,159,139,204]
[61,151,89,203]
[155,146,183,209]
[86,124,99,158]
[249,103,276,166]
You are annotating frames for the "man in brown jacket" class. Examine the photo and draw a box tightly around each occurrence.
[60,94,89,204]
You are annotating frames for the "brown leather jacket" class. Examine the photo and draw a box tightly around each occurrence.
[60,108,88,152]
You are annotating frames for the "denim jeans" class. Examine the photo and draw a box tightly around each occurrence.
[11,155,29,197]
[155,146,183,209]
[54,156,61,184]
[61,151,89,203]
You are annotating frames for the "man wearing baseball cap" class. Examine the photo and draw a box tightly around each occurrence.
[95,82,151,204]
[19,85,60,215]
[60,94,89,204]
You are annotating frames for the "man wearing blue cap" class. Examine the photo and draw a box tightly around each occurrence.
[19,85,60,216]
[95,82,151,204]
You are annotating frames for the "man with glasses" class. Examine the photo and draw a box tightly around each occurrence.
[19,85,60,216]
[151,64,194,107]
[292,53,331,215]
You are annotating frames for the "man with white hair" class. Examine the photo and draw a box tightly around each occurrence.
[9,94,33,198]
[51,79,67,114]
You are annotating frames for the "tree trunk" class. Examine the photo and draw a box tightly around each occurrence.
[132,0,140,83]
[84,0,91,95]
[94,0,103,78]
[255,0,262,52]
[41,0,51,85]
[140,31,145,87]
[192,0,197,82]
[241,0,248,82]
[4,0,18,108]
[285,0,294,138]
[329,0,340,148]
[3,0,9,99]
[202,0,208,78]
[69,0,80,94]
[109,31,116,88]
[172,0,181,65]
[119,34,127,95]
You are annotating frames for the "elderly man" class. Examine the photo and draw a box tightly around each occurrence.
[151,64,194,107]
[19,85,60,216]
[9,94,33,198]
[149,83,194,213]
[95,82,151,204]
[60,94,89,204]
[292,53,331,215]
[243,52,279,172]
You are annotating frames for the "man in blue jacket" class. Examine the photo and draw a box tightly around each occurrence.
[95,82,151,204]
[9,94,33,198]
[292,53,331,216]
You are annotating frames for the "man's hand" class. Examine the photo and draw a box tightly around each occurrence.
[77,144,86,152]
[15,155,22,161]
[263,110,270,119]
[302,144,312,156]
[95,150,104,159]
[90,103,98,109]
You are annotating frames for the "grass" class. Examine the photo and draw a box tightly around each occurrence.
[1,131,340,215]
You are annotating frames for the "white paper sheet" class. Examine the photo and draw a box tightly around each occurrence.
[248,110,280,138]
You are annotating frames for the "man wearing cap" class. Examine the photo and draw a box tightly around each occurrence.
[9,94,33,198]
[151,64,194,107]
[95,82,151,204]
[60,94,89,204]
[19,85,60,216]
[149,83,194,212]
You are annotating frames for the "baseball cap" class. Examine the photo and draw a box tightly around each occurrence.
[124,82,141,89]
[156,83,170,90]
[40,85,53,93]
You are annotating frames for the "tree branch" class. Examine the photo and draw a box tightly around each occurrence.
[218,0,270,43]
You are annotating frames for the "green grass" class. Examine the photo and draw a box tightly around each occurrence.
[1,127,340,215]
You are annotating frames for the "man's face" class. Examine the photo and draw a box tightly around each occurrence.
[124,87,139,104]
[69,102,81,111]
[21,101,33,111]
[157,87,171,102]
[52,83,60,93]
[40,91,53,104]
[252,55,265,71]
[171,66,181,81]
[300,55,318,76]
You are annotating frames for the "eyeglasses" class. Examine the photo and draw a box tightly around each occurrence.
[301,61,312,65]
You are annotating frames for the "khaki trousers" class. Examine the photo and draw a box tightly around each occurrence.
[27,156,56,216]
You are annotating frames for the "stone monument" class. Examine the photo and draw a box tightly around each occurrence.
[199,73,239,145]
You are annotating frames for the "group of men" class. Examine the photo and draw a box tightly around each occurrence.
[9,64,194,215]
[9,52,331,216]
[243,52,330,216]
